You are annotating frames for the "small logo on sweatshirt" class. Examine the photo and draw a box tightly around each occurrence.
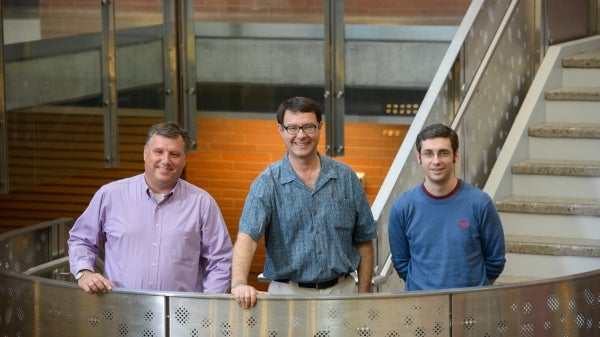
[458,221,469,227]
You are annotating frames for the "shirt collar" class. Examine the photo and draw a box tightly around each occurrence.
[421,179,462,200]
[279,152,338,186]
[142,174,177,200]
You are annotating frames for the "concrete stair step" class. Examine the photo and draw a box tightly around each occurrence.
[528,123,600,138]
[561,49,600,86]
[502,252,600,279]
[496,195,600,216]
[562,68,600,87]
[529,136,598,160]
[545,87,600,101]
[506,235,600,258]
[512,159,600,176]
[545,101,600,123]
[562,49,600,68]
[499,212,600,239]
[512,174,600,199]
[511,156,600,201]
[527,122,600,160]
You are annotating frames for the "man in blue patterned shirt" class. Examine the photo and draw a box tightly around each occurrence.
[231,96,377,309]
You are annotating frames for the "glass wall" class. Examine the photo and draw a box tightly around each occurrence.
[114,1,166,169]
[193,1,326,115]
[3,0,106,190]
[1,0,471,192]
[1,1,170,192]
[190,0,470,119]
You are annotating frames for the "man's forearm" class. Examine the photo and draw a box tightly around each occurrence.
[231,233,258,285]
[356,240,374,293]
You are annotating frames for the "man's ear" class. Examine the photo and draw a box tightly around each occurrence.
[415,151,421,165]
[453,149,460,164]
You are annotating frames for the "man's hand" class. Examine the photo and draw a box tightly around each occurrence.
[77,271,115,295]
[231,282,267,309]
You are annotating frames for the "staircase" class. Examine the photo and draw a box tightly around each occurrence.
[491,41,600,282]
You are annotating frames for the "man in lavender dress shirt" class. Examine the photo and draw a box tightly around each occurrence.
[68,121,233,294]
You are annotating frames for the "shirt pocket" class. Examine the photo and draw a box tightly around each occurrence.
[169,230,201,263]
[324,198,355,232]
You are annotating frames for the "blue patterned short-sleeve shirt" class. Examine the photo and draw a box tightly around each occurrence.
[239,153,377,283]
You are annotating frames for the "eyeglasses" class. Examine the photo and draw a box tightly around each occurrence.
[420,150,452,159]
[282,123,319,135]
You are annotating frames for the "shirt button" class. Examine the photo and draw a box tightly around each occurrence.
[151,262,156,267]
[155,223,159,227]
[153,243,158,247]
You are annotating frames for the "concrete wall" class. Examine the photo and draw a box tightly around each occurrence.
[197,38,449,88]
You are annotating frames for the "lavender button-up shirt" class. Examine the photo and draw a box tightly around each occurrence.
[68,174,232,293]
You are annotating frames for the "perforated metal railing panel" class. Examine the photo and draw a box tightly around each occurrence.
[169,293,449,337]
[0,225,52,273]
[0,270,452,337]
[3,271,600,337]
[452,275,600,337]
[0,272,167,337]
[2,221,600,337]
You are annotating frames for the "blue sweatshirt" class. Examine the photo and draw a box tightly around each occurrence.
[388,180,506,291]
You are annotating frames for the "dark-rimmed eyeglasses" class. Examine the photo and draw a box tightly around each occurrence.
[420,150,452,159]
[282,123,319,135]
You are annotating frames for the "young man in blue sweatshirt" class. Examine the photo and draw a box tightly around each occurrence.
[388,123,506,291]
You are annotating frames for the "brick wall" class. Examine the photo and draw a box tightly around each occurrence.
[186,117,408,290]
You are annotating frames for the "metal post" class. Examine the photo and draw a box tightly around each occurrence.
[324,0,345,157]
[164,0,180,124]
[179,0,198,151]
[0,1,7,193]
[101,0,119,167]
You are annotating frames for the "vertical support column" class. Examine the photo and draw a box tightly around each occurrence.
[164,0,197,149]
[164,0,180,124]
[179,0,198,151]
[533,0,546,68]
[324,0,345,157]
[0,2,7,193]
[101,0,119,167]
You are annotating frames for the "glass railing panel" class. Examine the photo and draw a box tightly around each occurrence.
[457,0,537,188]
